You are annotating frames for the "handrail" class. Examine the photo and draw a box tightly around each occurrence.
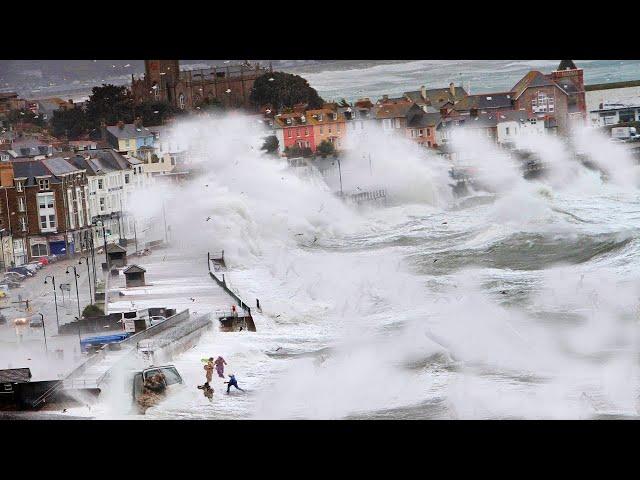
[31,380,64,408]
[208,267,251,315]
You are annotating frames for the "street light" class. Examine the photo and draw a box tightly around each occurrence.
[34,313,46,353]
[79,257,93,304]
[66,266,82,321]
[0,228,6,272]
[93,220,108,268]
[44,275,60,334]
[74,316,82,354]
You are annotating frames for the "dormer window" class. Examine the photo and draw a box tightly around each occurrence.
[15,180,23,192]
[318,114,323,122]
[38,179,49,191]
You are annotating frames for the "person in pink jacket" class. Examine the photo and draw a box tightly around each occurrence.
[214,356,227,378]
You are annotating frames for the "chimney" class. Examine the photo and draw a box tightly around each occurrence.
[117,120,125,130]
[421,86,427,101]
[440,107,449,117]
[449,82,455,98]
[382,94,389,102]
[134,116,143,128]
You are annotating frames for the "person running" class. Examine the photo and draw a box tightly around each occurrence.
[225,374,245,394]
[214,356,227,378]
[204,357,214,385]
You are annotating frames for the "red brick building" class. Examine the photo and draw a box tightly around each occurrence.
[0,157,92,266]
[131,60,270,111]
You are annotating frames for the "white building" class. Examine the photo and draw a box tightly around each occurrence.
[70,149,152,248]
[589,102,640,127]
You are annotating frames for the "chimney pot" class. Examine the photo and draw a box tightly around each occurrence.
[449,82,456,97]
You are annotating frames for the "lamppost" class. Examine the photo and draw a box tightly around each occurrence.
[44,275,60,334]
[93,220,108,268]
[66,266,82,320]
[33,313,47,353]
[79,256,92,304]
[0,228,6,272]
[336,157,343,195]
[133,219,139,254]
[85,230,97,287]
[74,316,82,353]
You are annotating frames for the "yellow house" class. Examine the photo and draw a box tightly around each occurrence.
[306,108,347,152]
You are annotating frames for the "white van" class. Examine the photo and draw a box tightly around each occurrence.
[112,308,151,333]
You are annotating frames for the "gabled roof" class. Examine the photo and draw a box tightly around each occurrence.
[12,159,56,186]
[0,367,31,383]
[512,71,561,100]
[453,92,515,111]
[42,157,82,176]
[407,112,442,128]
[106,243,127,253]
[374,102,421,119]
[106,124,155,140]
[404,86,468,109]
[123,264,146,274]
[558,60,577,71]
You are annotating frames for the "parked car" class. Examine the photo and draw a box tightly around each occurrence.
[8,267,33,277]
[1,279,21,289]
[46,255,58,263]
[3,272,26,283]
[149,315,167,326]
[28,261,43,270]
[23,264,39,275]
[29,316,43,328]
[38,257,49,266]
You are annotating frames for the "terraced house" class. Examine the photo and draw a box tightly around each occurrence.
[0,157,91,265]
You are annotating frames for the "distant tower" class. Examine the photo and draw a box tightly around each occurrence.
[144,60,180,104]
[551,60,586,121]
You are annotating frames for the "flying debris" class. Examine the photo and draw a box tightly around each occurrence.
[190,298,196,302]
[205,184,208,187]
[112,65,116,68]
[224,60,230,64]
[442,221,448,224]
[124,64,131,68]
[153,110,159,114]
[268,78,275,82]
[206,216,212,221]
[225,88,232,93]
[433,259,438,263]
[265,109,271,114]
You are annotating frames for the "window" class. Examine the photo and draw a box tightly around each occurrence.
[20,217,26,232]
[337,123,341,133]
[40,215,47,229]
[18,197,25,212]
[287,129,292,138]
[320,127,324,135]
[328,126,332,134]
[305,128,309,137]
[97,179,103,190]
[31,243,48,257]
[49,215,56,228]
[38,194,54,209]
[395,118,401,128]
[99,198,105,212]
[297,128,301,137]
[125,174,130,184]
[619,110,635,123]
[179,93,186,110]
[506,127,511,135]
[419,129,424,137]
[383,119,392,130]
[15,181,23,192]
[38,179,49,191]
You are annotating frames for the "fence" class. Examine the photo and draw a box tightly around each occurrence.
[207,252,251,315]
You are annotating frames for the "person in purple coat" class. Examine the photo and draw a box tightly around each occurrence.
[214,356,227,378]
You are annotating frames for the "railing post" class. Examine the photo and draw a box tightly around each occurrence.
[207,252,210,272]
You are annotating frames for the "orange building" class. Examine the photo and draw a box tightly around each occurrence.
[306,108,347,151]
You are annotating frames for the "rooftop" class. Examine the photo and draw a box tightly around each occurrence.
[106,123,155,140]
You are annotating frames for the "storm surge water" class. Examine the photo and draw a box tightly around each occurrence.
[124,114,640,419]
